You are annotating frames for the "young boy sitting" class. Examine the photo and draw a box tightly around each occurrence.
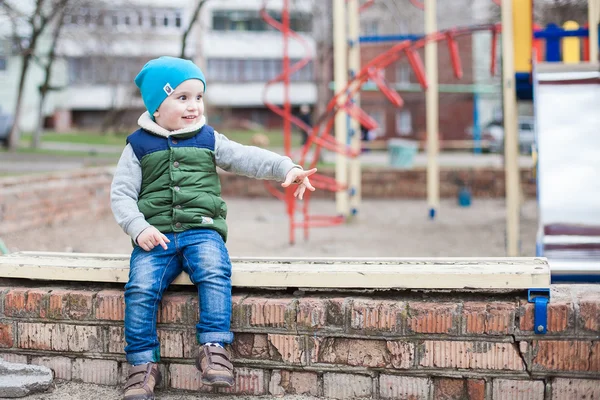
[110,56,316,400]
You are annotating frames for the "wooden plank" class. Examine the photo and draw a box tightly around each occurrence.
[0,252,550,289]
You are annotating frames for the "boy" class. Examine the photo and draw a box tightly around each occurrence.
[111,56,316,400]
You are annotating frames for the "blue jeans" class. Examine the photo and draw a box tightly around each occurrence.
[124,228,233,366]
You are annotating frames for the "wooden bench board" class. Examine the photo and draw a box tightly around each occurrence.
[0,252,551,289]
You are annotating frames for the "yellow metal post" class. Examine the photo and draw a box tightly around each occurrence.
[512,0,533,73]
[333,0,349,216]
[562,21,581,63]
[503,0,521,256]
[425,0,439,219]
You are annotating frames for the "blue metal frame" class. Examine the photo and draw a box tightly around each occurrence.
[528,288,551,334]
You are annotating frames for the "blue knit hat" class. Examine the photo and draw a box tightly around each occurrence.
[134,56,206,115]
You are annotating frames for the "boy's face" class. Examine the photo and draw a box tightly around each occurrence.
[155,79,205,131]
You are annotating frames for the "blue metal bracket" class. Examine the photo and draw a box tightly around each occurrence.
[528,288,550,334]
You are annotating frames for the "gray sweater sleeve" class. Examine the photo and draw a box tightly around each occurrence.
[214,131,300,181]
[110,144,150,242]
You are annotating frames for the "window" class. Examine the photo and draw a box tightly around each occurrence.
[362,20,379,36]
[370,111,385,137]
[396,110,412,136]
[396,63,412,87]
[63,7,184,31]
[207,58,314,82]
[212,10,311,32]
[67,57,149,85]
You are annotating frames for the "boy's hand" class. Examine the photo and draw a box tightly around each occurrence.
[136,226,170,251]
[282,168,317,200]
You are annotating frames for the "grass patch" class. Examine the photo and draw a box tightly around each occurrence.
[21,132,127,147]
[14,147,121,158]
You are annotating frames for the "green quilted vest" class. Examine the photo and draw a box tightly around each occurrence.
[126,124,228,241]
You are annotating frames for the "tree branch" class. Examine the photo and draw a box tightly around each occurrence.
[180,0,209,59]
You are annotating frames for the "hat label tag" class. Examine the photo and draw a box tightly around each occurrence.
[163,83,174,96]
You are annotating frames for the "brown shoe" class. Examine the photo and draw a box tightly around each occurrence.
[195,345,234,387]
[123,363,161,400]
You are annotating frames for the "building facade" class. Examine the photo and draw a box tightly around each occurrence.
[0,0,317,132]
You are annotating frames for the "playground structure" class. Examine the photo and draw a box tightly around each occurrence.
[262,0,503,245]
[261,0,600,263]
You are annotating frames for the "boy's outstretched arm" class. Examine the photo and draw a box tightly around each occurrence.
[214,131,300,181]
[110,144,152,243]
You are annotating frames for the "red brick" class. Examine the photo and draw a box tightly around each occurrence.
[324,373,372,399]
[17,322,52,350]
[531,340,594,372]
[579,299,600,334]
[158,329,184,358]
[350,298,405,333]
[0,323,13,348]
[0,353,27,364]
[217,368,265,395]
[492,379,544,400]
[48,289,94,320]
[419,341,525,371]
[242,297,296,329]
[267,334,304,364]
[408,302,459,334]
[313,338,399,368]
[72,358,119,385]
[276,371,318,396]
[434,378,469,399]
[380,375,430,399]
[230,295,246,329]
[3,288,28,317]
[95,290,125,321]
[463,302,515,335]
[297,297,345,330]
[519,300,573,334]
[52,324,103,352]
[107,327,125,354]
[269,370,319,397]
[158,293,198,324]
[231,333,271,360]
[591,342,600,372]
[169,363,213,392]
[467,379,486,400]
[31,356,73,380]
[551,378,600,399]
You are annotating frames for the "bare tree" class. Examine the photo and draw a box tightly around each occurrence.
[180,0,210,59]
[32,3,70,148]
[3,0,69,151]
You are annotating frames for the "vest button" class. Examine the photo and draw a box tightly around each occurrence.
[174,205,182,209]
[175,222,182,228]
[174,186,180,191]
[173,161,180,168]
[172,139,178,145]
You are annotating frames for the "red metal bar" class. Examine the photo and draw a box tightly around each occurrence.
[358,0,375,12]
[409,0,424,10]
[446,31,463,79]
[367,67,404,107]
[405,48,428,89]
[491,26,499,76]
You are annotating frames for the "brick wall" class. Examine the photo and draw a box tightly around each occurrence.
[0,167,536,235]
[0,283,598,398]
[221,167,537,200]
[0,168,113,236]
